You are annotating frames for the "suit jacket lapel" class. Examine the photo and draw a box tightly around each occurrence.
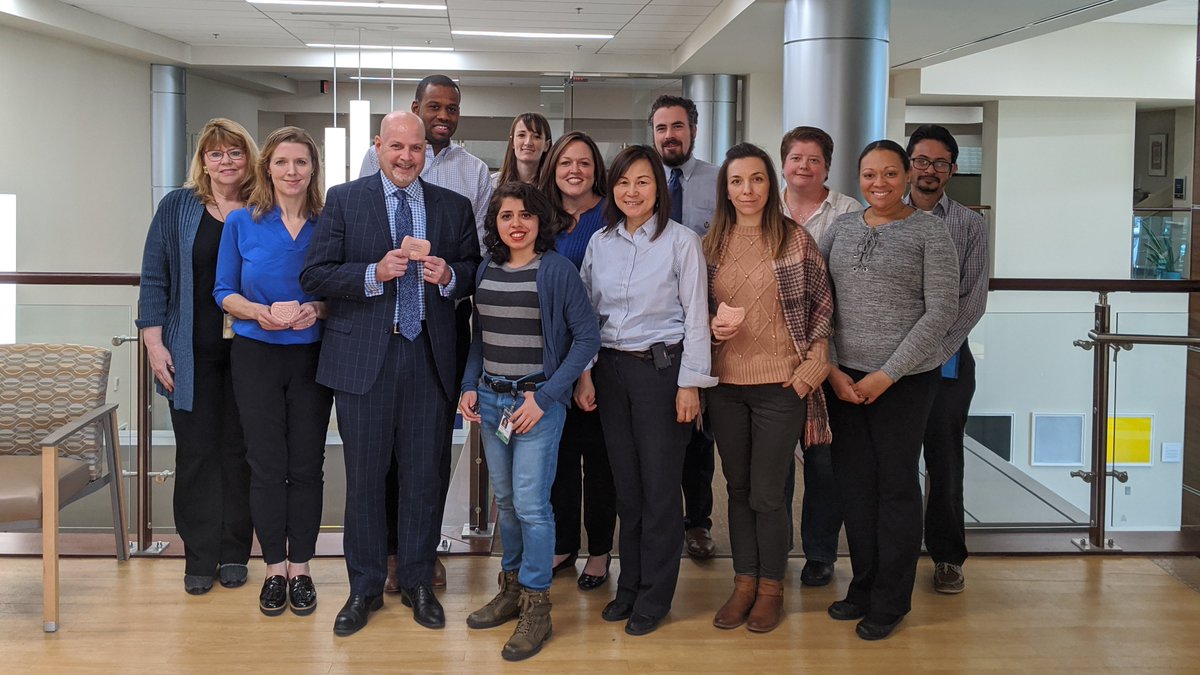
[365,176,391,246]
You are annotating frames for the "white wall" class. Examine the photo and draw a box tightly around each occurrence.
[187,73,266,143]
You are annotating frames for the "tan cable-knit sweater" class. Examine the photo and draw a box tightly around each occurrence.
[712,225,800,384]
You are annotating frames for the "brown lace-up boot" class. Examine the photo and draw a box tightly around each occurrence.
[466,570,522,629]
[501,588,552,661]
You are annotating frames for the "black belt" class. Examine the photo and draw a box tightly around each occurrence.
[603,342,683,361]
[482,373,546,394]
[392,321,424,335]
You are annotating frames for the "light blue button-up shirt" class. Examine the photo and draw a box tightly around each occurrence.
[580,215,717,388]
[364,174,456,315]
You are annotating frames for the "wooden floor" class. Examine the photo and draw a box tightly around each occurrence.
[3,555,1200,673]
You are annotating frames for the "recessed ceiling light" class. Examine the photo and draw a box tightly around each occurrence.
[307,43,453,51]
[250,1,446,9]
[452,30,613,39]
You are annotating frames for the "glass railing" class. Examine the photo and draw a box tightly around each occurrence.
[1131,208,1190,279]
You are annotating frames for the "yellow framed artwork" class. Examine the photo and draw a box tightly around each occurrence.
[1106,415,1153,466]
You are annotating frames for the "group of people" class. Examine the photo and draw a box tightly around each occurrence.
[137,72,988,660]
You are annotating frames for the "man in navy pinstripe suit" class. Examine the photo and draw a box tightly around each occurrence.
[302,111,480,635]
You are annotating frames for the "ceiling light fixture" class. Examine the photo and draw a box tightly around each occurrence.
[307,42,452,51]
[452,30,613,39]
[250,1,446,10]
[349,76,459,82]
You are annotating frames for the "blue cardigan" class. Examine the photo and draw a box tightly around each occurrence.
[460,250,600,411]
[136,188,207,411]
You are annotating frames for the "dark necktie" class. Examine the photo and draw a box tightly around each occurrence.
[668,167,683,223]
[393,190,421,340]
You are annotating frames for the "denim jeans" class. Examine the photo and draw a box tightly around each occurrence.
[477,384,566,592]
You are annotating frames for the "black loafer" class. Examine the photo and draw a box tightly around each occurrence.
[800,560,834,587]
[827,599,867,621]
[577,553,611,591]
[400,583,445,629]
[288,575,318,616]
[218,563,249,589]
[552,551,579,576]
[625,613,662,636]
[601,598,634,622]
[856,615,903,640]
[259,575,288,616]
[333,594,383,636]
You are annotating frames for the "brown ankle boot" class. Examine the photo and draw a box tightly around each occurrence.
[384,554,400,593]
[502,588,552,661]
[747,578,784,632]
[467,570,522,629]
[713,574,758,629]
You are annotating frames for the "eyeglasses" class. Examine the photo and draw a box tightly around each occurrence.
[204,149,246,162]
[910,157,952,172]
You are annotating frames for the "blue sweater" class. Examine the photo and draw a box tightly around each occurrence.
[136,188,208,411]
[213,206,322,345]
[460,250,600,411]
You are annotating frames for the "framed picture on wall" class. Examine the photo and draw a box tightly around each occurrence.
[1031,413,1085,466]
[1148,133,1168,177]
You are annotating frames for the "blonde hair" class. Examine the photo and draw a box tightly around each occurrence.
[185,118,259,205]
[247,126,324,221]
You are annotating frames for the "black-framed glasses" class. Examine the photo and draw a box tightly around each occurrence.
[205,149,246,162]
[911,156,951,172]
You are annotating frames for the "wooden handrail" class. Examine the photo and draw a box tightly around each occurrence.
[989,278,1200,293]
[0,272,140,286]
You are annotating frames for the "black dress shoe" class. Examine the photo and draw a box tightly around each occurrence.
[259,575,288,616]
[288,575,317,616]
[400,584,445,629]
[856,615,903,640]
[601,598,634,622]
[333,594,383,636]
[827,599,867,621]
[219,563,249,589]
[800,560,834,587]
[551,551,578,576]
[577,553,611,591]
[625,613,662,636]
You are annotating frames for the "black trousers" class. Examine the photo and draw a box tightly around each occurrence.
[230,337,333,565]
[551,402,616,556]
[681,421,714,531]
[169,354,253,576]
[593,349,690,620]
[337,332,449,595]
[828,367,940,622]
[799,442,843,564]
[922,343,976,566]
[385,299,470,554]
[708,383,806,581]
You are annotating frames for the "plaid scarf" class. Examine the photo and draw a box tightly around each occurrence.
[708,222,835,445]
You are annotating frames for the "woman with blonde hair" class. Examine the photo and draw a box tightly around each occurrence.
[214,126,332,617]
[137,118,258,595]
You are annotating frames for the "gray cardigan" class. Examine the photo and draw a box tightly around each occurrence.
[819,210,959,382]
[136,188,207,411]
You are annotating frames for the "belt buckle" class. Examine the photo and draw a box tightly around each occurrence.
[392,323,401,335]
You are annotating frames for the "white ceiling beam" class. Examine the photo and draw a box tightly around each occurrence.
[0,0,189,63]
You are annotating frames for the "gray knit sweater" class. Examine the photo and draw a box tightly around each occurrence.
[819,210,959,382]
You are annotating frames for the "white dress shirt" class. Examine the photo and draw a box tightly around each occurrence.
[781,187,863,245]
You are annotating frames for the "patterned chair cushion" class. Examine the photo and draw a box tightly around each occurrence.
[0,344,111,481]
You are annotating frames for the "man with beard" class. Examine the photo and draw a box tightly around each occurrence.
[649,94,720,560]
[904,124,989,595]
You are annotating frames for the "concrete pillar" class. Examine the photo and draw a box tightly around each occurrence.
[783,0,889,197]
[151,65,186,209]
[684,74,738,164]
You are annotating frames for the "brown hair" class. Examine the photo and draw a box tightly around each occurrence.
[496,112,553,185]
[603,145,671,242]
[537,130,608,212]
[247,126,324,221]
[703,143,792,262]
[780,126,834,170]
[186,118,259,206]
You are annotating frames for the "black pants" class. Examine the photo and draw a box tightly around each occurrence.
[593,348,690,620]
[923,343,976,566]
[230,337,333,565]
[681,422,714,531]
[708,384,806,581]
[799,443,842,563]
[551,402,616,556]
[828,367,940,623]
[385,299,470,554]
[169,354,253,576]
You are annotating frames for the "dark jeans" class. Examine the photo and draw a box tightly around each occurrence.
[230,337,333,565]
[169,354,253,576]
[682,422,714,531]
[551,402,616,556]
[708,384,807,581]
[828,367,940,623]
[800,443,842,564]
[923,343,976,566]
[593,348,690,620]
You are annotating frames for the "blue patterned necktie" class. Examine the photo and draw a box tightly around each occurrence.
[393,190,421,340]
[668,167,683,223]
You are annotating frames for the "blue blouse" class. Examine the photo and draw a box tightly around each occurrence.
[555,199,607,270]
[214,206,322,345]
